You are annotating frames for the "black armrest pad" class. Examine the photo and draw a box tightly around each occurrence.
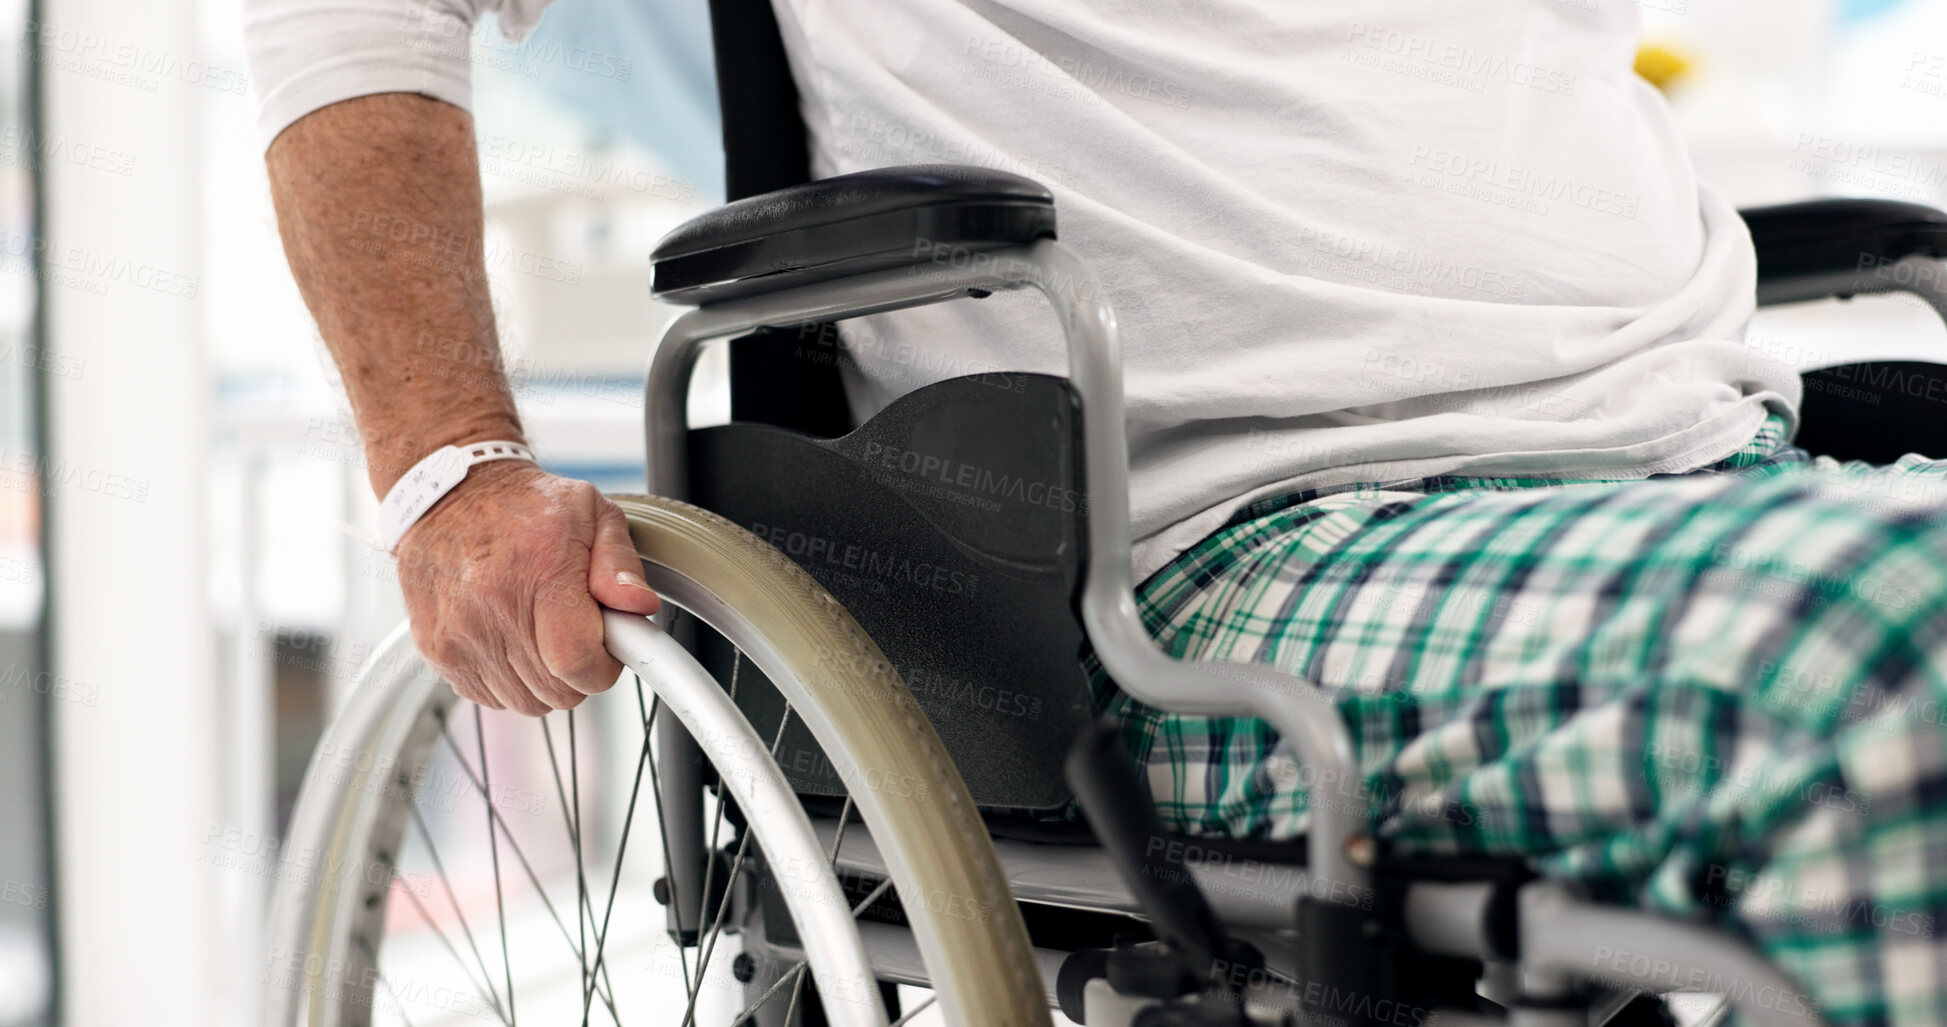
[651,164,1056,305]
[1742,198,1947,282]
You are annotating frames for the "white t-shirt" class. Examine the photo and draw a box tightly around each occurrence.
[245,0,1801,580]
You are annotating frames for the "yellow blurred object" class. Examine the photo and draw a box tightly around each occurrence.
[1634,43,1694,92]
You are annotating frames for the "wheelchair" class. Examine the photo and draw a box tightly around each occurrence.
[264,2,1947,1024]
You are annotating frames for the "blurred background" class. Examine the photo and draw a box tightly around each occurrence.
[0,0,1945,1023]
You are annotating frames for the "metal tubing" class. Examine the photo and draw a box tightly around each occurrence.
[1755,255,1947,324]
[1401,880,1498,960]
[642,239,1368,898]
[656,714,706,940]
[1517,881,1829,1027]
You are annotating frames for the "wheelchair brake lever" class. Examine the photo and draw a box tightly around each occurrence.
[1065,717,1261,1011]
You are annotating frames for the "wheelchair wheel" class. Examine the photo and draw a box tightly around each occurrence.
[265,494,1052,1027]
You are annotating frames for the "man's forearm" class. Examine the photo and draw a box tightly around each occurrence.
[265,91,519,495]
[257,90,659,716]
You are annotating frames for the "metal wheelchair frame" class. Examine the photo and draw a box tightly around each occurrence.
[640,236,1839,1026]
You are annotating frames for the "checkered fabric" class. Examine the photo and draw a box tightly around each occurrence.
[1101,412,1947,1026]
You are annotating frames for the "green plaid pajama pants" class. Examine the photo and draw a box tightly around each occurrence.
[1102,412,1947,1026]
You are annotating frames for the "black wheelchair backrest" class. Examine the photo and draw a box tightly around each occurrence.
[689,364,1097,810]
[681,0,1095,810]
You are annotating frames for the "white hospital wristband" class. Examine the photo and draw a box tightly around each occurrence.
[375,440,535,552]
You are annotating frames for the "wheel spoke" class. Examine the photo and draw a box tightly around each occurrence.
[540,716,623,1010]
[435,717,622,1021]
[780,967,809,1027]
[730,874,897,1027]
[849,876,892,915]
[539,720,598,995]
[784,796,856,1018]
[392,865,513,1027]
[567,711,592,1021]
[403,800,509,1023]
[826,796,855,865]
[637,678,696,998]
[890,994,936,1027]
[683,700,793,1027]
[475,706,519,1026]
[579,684,659,1026]
[730,963,807,1026]
[407,637,912,1027]
[690,650,745,993]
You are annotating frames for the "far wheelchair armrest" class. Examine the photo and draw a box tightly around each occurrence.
[650,163,1058,305]
[1743,197,1947,320]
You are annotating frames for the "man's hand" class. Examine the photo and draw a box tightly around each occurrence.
[396,461,662,716]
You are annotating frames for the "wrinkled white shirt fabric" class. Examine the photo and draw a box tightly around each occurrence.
[244,0,1801,581]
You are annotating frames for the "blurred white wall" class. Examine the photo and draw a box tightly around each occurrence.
[1643,0,1947,366]
[42,0,223,1023]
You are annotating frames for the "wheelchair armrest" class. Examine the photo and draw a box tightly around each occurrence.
[650,164,1057,305]
[1742,198,1947,315]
